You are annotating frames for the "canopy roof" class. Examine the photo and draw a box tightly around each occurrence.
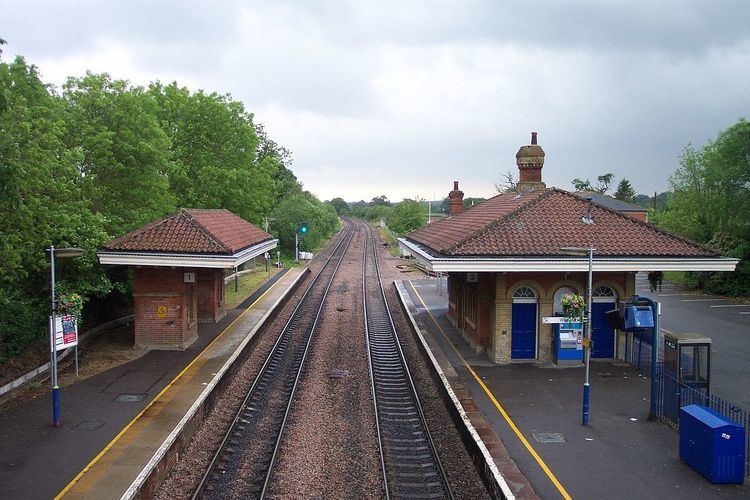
[99,209,277,268]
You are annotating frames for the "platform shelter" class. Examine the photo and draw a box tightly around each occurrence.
[98,209,277,350]
[398,133,738,365]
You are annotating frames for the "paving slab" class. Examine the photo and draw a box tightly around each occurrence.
[0,268,304,500]
[402,278,749,499]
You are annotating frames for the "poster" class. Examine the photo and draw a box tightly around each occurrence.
[50,314,78,352]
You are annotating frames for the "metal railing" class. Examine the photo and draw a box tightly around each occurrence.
[653,362,750,478]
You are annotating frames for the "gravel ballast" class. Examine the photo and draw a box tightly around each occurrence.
[155,222,492,499]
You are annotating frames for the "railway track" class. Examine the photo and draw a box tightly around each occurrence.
[361,221,453,499]
[193,223,355,499]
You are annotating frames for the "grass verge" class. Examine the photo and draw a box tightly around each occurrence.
[225,266,282,308]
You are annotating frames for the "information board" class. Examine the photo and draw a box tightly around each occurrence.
[50,314,78,352]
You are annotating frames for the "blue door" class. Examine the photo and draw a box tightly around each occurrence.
[592,302,615,358]
[511,302,537,359]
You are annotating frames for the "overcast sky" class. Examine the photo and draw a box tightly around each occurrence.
[3,1,749,202]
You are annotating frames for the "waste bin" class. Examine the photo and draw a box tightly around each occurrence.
[679,404,745,484]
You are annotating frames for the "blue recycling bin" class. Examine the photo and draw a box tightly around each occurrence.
[679,404,745,484]
[623,305,654,330]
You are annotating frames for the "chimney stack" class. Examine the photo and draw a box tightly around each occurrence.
[515,131,546,192]
[449,181,464,215]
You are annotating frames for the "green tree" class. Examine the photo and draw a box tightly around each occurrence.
[655,118,750,295]
[572,173,615,194]
[0,57,111,360]
[388,199,427,234]
[64,73,176,236]
[371,195,390,206]
[147,82,277,225]
[271,192,340,252]
[614,178,636,202]
[328,197,350,215]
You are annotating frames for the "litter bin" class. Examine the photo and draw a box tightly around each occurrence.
[679,404,745,484]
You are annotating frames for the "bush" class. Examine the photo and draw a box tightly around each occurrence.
[0,291,46,363]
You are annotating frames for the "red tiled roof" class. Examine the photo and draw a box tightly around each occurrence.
[103,209,272,254]
[407,188,718,258]
[407,190,547,253]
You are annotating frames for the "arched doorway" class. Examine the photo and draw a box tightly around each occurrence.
[511,286,538,359]
[591,285,617,358]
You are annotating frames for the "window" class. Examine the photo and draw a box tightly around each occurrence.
[512,286,538,303]
[592,286,617,303]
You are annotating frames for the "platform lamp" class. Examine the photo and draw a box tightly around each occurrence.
[47,245,84,427]
[561,244,595,426]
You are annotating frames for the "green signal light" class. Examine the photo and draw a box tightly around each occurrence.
[299,223,309,234]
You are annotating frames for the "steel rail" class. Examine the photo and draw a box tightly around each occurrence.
[361,219,453,499]
[192,222,355,499]
[258,223,356,498]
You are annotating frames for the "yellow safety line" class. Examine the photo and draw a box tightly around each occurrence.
[55,272,291,499]
[408,281,572,500]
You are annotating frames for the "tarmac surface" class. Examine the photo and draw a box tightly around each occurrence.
[634,272,750,408]
[0,268,298,500]
[402,277,749,499]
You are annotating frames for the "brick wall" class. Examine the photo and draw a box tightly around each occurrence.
[492,271,632,364]
[197,269,226,324]
[133,267,198,350]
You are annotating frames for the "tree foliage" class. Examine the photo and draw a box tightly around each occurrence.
[572,173,615,194]
[388,199,427,235]
[614,178,636,202]
[271,193,340,252]
[328,197,350,215]
[0,55,314,361]
[652,118,750,295]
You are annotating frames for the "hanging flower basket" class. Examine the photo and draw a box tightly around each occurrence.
[561,293,585,324]
[57,292,84,320]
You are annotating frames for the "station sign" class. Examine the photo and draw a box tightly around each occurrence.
[50,314,78,352]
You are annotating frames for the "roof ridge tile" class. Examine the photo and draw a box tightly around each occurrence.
[445,189,551,254]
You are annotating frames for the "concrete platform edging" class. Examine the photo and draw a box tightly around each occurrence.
[395,281,515,500]
[122,268,310,499]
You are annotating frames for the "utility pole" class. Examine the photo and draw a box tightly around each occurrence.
[264,217,275,233]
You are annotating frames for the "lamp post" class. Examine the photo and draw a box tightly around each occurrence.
[47,245,84,427]
[561,245,595,425]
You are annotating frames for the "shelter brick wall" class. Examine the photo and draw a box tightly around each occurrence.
[197,269,226,324]
[450,270,635,364]
[133,268,198,350]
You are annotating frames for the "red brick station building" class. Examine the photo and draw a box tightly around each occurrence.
[399,133,738,365]
[98,209,277,350]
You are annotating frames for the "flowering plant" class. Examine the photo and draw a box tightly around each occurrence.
[57,292,84,320]
[560,293,585,323]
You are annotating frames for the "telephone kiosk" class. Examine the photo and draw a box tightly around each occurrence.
[553,321,584,365]
[664,332,711,392]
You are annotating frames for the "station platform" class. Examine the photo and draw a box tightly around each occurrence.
[0,267,306,500]
[399,278,749,499]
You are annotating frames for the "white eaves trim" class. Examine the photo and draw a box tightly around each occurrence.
[98,239,278,269]
[397,238,739,273]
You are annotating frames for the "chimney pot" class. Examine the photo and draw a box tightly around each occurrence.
[449,181,464,215]
[515,131,546,192]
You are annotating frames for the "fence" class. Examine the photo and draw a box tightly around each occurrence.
[653,362,750,478]
[624,331,657,376]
